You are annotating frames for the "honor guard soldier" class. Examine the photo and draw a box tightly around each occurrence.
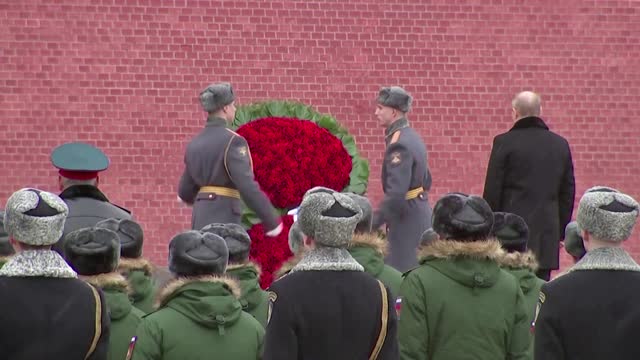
[372,86,433,272]
[178,82,282,237]
[51,142,132,253]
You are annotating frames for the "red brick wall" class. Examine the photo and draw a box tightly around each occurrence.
[2,1,639,270]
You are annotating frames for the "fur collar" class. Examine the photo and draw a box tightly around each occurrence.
[510,116,549,131]
[568,247,640,273]
[226,261,262,276]
[59,185,109,202]
[0,250,77,278]
[275,254,304,280]
[350,233,388,256]
[81,272,130,293]
[419,239,504,261]
[292,247,364,272]
[498,251,539,272]
[156,275,241,309]
[118,257,154,275]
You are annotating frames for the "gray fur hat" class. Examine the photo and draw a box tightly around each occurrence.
[169,230,229,277]
[4,188,68,246]
[564,221,586,260]
[288,221,305,254]
[420,228,439,246]
[344,193,373,234]
[63,227,121,276]
[576,186,639,243]
[201,223,251,263]
[199,82,235,113]
[298,187,363,248]
[377,86,412,113]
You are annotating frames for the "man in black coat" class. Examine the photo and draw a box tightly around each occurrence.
[483,91,575,280]
[534,186,640,360]
[50,142,132,254]
[264,187,399,360]
[0,188,110,360]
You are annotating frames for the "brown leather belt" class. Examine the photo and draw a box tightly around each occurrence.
[199,186,240,199]
[405,187,425,200]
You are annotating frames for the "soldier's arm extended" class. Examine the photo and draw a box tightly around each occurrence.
[225,135,280,232]
[398,272,429,360]
[177,153,200,205]
[130,317,163,360]
[533,287,564,360]
[373,143,413,228]
[86,287,111,360]
[482,136,506,211]
[558,143,575,240]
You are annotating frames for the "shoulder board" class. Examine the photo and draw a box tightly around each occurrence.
[390,130,401,144]
[225,128,241,137]
[113,204,132,215]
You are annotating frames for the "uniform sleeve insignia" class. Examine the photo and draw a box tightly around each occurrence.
[390,152,401,164]
[532,291,546,332]
[395,297,402,319]
[238,146,248,156]
[267,291,278,324]
[125,336,137,360]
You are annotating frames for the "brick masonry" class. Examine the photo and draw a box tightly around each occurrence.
[2,0,639,271]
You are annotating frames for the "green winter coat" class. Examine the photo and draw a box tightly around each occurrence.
[132,276,264,360]
[85,273,144,360]
[226,263,269,327]
[348,233,403,298]
[398,239,530,360]
[119,257,157,314]
[499,251,546,360]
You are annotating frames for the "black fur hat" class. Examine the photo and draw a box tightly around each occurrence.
[168,231,229,277]
[95,218,144,258]
[492,212,529,253]
[432,193,494,241]
[201,223,251,264]
[63,227,121,275]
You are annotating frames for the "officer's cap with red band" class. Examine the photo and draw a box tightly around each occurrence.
[51,142,109,180]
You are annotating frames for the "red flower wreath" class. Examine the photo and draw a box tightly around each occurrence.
[236,117,352,209]
[232,101,369,289]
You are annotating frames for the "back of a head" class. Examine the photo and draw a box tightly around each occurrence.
[564,221,586,261]
[512,91,541,118]
[344,193,373,234]
[0,210,15,257]
[432,193,494,242]
[201,223,251,264]
[63,227,121,276]
[3,188,69,247]
[492,212,529,253]
[169,230,229,277]
[576,186,639,243]
[95,218,144,258]
[298,187,362,248]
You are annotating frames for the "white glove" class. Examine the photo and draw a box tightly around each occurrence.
[265,222,284,237]
[287,207,299,222]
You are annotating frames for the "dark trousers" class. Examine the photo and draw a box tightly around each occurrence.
[536,269,551,281]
